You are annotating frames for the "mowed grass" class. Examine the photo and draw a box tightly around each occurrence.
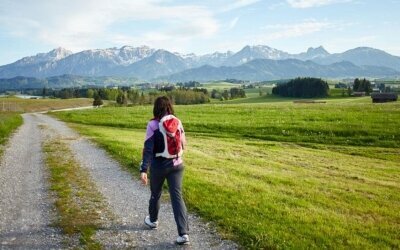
[0,112,23,148]
[61,123,400,249]
[53,98,400,148]
[51,99,400,248]
[0,97,92,112]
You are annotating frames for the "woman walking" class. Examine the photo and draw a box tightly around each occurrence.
[139,96,190,245]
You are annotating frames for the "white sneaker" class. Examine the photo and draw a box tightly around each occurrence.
[176,234,190,245]
[144,216,158,229]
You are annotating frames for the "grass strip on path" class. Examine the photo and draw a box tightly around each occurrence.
[43,138,109,249]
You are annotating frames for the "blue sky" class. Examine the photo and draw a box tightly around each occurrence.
[0,0,399,65]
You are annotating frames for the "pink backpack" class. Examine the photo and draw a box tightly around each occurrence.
[156,115,184,159]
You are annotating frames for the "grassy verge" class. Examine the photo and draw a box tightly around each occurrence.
[0,112,23,155]
[43,138,109,249]
[63,123,400,249]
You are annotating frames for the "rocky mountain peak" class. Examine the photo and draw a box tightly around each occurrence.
[306,46,329,56]
[49,47,73,59]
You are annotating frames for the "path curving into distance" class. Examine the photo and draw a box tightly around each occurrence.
[1,113,237,249]
[0,114,63,249]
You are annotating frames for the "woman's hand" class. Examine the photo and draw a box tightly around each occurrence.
[140,172,148,185]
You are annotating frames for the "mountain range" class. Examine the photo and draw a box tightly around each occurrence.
[0,45,399,82]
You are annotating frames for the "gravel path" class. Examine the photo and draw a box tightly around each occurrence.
[35,113,237,249]
[0,114,63,249]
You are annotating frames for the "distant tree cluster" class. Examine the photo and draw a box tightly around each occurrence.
[176,81,201,88]
[153,84,209,104]
[242,84,256,89]
[92,88,140,106]
[334,83,348,88]
[225,79,245,84]
[272,77,329,98]
[230,88,246,99]
[158,85,176,92]
[353,78,372,94]
[145,89,209,105]
[211,87,246,100]
[44,88,86,99]
[168,90,209,104]
[179,87,208,95]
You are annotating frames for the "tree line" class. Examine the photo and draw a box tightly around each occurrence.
[93,88,210,105]
[210,88,246,100]
[35,83,247,104]
[272,77,329,98]
[353,78,372,94]
[37,87,210,106]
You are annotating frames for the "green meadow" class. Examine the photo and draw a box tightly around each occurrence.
[52,96,400,249]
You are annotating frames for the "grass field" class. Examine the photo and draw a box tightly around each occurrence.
[202,81,241,90]
[0,97,92,112]
[53,97,399,148]
[51,97,400,248]
[0,112,23,151]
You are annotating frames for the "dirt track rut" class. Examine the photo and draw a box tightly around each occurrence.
[0,114,63,249]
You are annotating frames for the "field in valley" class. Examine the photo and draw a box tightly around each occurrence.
[0,97,93,156]
[52,96,400,248]
[0,97,93,112]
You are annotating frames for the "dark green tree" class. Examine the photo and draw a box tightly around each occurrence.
[116,91,128,105]
[353,78,361,91]
[347,86,352,96]
[93,96,103,107]
[353,78,372,94]
[222,90,230,100]
[360,78,372,94]
[139,92,146,105]
[42,87,48,98]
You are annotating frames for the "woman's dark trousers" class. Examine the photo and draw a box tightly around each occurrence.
[149,165,189,236]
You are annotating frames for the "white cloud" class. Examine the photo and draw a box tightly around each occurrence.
[324,35,377,52]
[260,20,332,41]
[228,17,240,30]
[0,0,219,52]
[385,47,400,57]
[286,0,351,8]
[222,0,260,12]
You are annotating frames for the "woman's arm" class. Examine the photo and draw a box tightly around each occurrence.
[180,123,186,150]
[139,121,156,174]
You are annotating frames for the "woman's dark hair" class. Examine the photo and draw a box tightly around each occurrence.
[153,96,174,120]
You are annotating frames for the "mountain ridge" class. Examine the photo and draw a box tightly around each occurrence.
[161,59,400,82]
[0,45,399,81]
